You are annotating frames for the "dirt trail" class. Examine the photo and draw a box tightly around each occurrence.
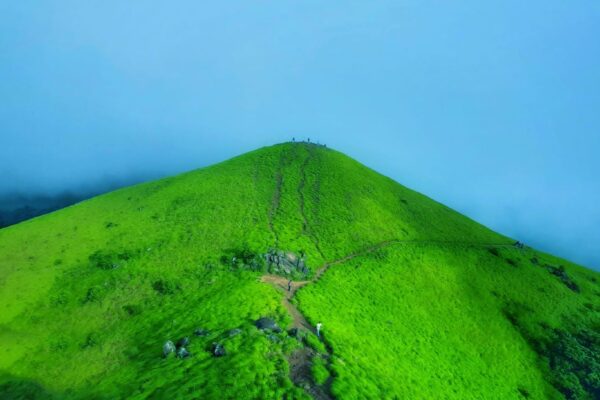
[260,239,400,331]
[261,239,517,399]
[260,239,402,399]
[262,275,314,333]
[261,278,330,399]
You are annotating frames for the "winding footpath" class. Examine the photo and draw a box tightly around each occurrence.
[260,239,518,399]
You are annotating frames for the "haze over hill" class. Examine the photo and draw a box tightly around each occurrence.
[2,1,600,271]
[0,142,598,399]
[0,179,141,229]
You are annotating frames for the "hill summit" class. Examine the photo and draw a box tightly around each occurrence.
[0,142,598,399]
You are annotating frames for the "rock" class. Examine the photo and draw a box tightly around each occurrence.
[265,249,309,278]
[212,342,226,357]
[176,347,191,359]
[267,333,280,342]
[176,337,190,348]
[162,340,176,357]
[285,252,298,264]
[227,328,242,337]
[194,328,209,337]
[255,317,281,333]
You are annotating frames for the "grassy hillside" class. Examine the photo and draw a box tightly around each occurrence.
[0,142,598,399]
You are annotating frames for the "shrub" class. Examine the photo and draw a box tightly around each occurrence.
[123,304,142,316]
[506,258,517,267]
[152,279,180,295]
[82,287,100,304]
[546,329,600,398]
[89,249,137,270]
[220,247,265,271]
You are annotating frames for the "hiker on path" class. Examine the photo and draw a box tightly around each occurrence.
[287,280,292,292]
[316,322,322,338]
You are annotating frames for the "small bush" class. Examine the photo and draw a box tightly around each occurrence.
[152,279,180,295]
[81,333,98,349]
[543,264,580,292]
[82,287,99,304]
[89,249,137,270]
[123,304,142,316]
[89,251,119,270]
[220,247,265,271]
[545,329,600,399]
[506,259,517,267]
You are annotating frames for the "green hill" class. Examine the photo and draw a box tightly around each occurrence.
[0,142,598,399]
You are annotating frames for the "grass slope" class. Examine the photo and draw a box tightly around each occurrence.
[0,142,598,399]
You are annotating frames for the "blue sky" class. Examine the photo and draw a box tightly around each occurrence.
[1,1,599,269]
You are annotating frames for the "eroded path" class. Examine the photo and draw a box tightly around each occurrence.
[260,239,412,399]
[260,239,518,399]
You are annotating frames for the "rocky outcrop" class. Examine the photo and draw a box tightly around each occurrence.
[255,317,282,333]
[265,250,308,276]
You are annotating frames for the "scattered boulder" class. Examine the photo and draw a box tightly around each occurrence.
[194,328,209,337]
[267,333,280,342]
[176,347,191,359]
[162,340,176,357]
[255,317,281,333]
[227,328,242,337]
[176,337,190,348]
[212,342,226,357]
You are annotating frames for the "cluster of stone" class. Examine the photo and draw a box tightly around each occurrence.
[264,250,308,276]
[162,337,191,359]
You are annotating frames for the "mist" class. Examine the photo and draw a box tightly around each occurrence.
[1,1,599,270]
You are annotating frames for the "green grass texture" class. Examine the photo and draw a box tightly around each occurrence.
[0,142,598,399]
